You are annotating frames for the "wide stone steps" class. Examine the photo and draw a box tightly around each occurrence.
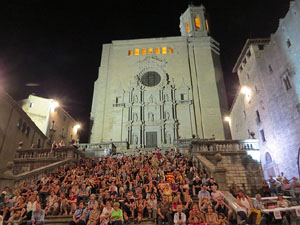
[42,215,156,225]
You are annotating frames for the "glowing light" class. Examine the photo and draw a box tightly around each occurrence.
[128,50,133,56]
[73,124,81,133]
[50,101,59,112]
[134,49,139,56]
[155,48,160,54]
[162,47,167,54]
[142,49,146,55]
[186,21,190,33]
[241,86,252,102]
[148,48,153,54]
[195,17,201,29]
[224,116,231,123]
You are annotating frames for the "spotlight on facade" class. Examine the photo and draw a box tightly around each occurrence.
[224,116,231,123]
[73,124,81,133]
[50,101,59,112]
[240,86,251,102]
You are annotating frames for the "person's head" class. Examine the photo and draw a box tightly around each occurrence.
[93,203,98,210]
[151,194,156,200]
[78,201,84,209]
[255,194,262,201]
[218,213,225,220]
[192,203,198,210]
[90,194,95,201]
[4,196,9,202]
[278,194,283,200]
[50,190,55,196]
[69,192,74,198]
[193,216,200,223]
[211,186,217,192]
[36,203,41,211]
[201,185,207,192]
[195,176,200,181]
[106,201,112,208]
[209,178,214,184]
[113,202,120,210]
[207,206,213,213]
[162,195,169,203]
[177,205,183,213]
[238,190,245,197]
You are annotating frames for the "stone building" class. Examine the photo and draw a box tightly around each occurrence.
[0,89,48,172]
[230,0,300,179]
[21,94,80,145]
[90,5,231,148]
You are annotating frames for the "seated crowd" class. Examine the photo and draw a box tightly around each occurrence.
[0,149,232,225]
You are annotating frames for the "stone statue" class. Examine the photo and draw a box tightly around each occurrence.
[166,134,171,144]
[166,112,170,120]
[148,112,154,121]
[165,94,169,101]
[134,135,138,145]
[149,95,154,103]
[133,113,138,121]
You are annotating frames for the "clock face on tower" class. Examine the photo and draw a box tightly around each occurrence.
[141,71,161,87]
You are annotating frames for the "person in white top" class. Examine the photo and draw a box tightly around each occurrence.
[100,201,113,225]
[174,205,186,225]
[236,190,253,221]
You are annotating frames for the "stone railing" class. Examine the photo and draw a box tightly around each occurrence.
[78,141,129,157]
[15,147,84,160]
[13,147,85,174]
[190,139,259,153]
[0,159,75,191]
[191,139,263,196]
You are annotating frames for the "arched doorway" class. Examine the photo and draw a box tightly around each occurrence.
[264,152,276,177]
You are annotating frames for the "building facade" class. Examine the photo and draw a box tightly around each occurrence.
[90,5,231,148]
[21,95,80,145]
[230,0,300,179]
[0,89,48,172]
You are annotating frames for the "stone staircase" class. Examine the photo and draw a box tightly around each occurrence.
[43,215,156,225]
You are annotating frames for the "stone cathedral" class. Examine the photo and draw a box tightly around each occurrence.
[90,5,231,148]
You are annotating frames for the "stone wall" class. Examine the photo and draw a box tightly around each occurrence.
[230,0,300,179]
[190,140,263,196]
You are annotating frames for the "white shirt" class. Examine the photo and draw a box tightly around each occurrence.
[174,212,186,225]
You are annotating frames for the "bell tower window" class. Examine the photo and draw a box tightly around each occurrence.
[195,17,201,29]
[186,21,190,33]
[148,48,153,54]
[205,19,209,31]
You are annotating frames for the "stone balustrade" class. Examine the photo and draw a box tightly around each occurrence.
[13,147,85,174]
[78,141,129,156]
[189,139,259,153]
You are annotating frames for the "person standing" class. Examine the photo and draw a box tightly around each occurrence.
[174,205,186,225]
[28,203,44,225]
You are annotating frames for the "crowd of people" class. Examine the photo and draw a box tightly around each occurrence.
[2,148,300,225]
[0,149,234,225]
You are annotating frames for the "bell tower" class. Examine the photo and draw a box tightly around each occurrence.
[179,4,209,37]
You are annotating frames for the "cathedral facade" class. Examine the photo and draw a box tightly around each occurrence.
[90,5,230,148]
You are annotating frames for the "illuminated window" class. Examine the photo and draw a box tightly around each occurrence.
[155,48,160,54]
[162,47,167,54]
[134,49,139,56]
[195,17,201,29]
[142,49,147,55]
[186,21,190,33]
[128,50,133,56]
[169,48,173,54]
[148,48,153,54]
[206,20,209,31]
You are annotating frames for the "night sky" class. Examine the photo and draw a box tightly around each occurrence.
[0,0,290,142]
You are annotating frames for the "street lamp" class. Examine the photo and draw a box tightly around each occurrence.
[50,101,59,112]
